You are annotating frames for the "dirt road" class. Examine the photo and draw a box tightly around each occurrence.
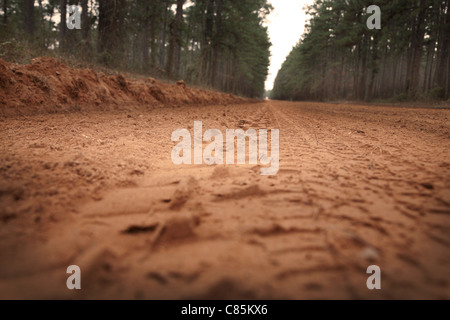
[0,101,449,299]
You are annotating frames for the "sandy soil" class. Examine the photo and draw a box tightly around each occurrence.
[0,99,449,299]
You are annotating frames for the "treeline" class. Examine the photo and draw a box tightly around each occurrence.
[272,0,450,102]
[0,0,272,98]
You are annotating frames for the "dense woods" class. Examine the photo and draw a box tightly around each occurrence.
[0,0,272,98]
[272,0,450,102]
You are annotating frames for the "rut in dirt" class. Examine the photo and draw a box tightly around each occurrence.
[0,100,449,299]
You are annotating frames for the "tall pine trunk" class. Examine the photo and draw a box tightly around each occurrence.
[211,0,223,88]
[24,0,34,37]
[3,0,7,28]
[202,0,214,83]
[433,0,450,96]
[159,0,169,68]
[98,0,126,66]
[59,0,66,50]
[166,0,184,78]
[143,3,150,71]
[409,0,427,97]
[81,0,88,40]
[150,2,158,68]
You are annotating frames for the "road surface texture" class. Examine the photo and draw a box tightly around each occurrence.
[0,100,449,299]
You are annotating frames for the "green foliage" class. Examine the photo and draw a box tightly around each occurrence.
[183,0,272,98]
[272,0,450,101]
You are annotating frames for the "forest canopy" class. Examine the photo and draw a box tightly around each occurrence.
[0,0,272,98]
[272,0,450,102]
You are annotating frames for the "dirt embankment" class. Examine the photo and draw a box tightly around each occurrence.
[0,57,247,116]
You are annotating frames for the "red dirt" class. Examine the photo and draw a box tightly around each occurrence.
[0,59,449,300]
[0,57,246,116]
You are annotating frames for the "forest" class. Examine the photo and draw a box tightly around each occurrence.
[0,0,272,98]
[272,0,450,102]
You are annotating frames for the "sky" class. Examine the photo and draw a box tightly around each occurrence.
[265,0,314,91]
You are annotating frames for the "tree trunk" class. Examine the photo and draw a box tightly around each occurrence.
[358,35,368,100]
[174,0,184,78]
[434,0,450,92]
[446,48,450,99]
[409,0,427,97]
[166,0,184,78]
[98,0,110,55]
[59,0,66,50]
[366,37,379,101]
[159,0,169,68]
[24,0,35,37]
[143,3,150,71]
[354,43,360,100]
[321,47,328,100]
[423,40,433,92]
[81,0,88,40]
[392,57,398,96]
[150,2,158,68]
[37,0,46,47]
[47,2,55,45]
[3,0,7,28]
[211,0,223,88]
[202,0,214,83]
[379,48,387,98]
[98,0,126,66]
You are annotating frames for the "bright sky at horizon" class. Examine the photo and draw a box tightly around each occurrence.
[265,0,314,91]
